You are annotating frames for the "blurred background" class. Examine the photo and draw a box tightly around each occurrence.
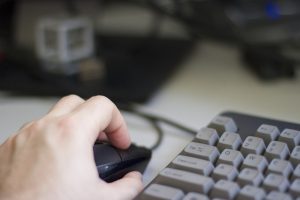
[1,0,300,103]
[1,0,300,184]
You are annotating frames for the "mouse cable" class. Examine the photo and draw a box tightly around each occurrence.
[118,103,197,150]
[120,105,164,150]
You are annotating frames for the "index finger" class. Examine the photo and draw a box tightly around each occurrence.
[70,96,131,149]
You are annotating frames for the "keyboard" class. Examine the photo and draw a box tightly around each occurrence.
[135,111,300,200]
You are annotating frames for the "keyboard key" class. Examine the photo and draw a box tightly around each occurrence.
[158,168,214,194]
[217,132,242,151]
[194,127,219,145]
[136,113,300,200]
[278,128,300,151]
[265,191,292,200]
[183,142,220,163]
[292,164,300,181]
[241,154,268,172]
[210,180,240,200]
[263,173,290,192]
[264,141,290,162]
[211,163,238,181]
[171,155,214,176]
[266,159,293,177]
[208,116,238,135]
[217,149,244,168]
[289,146,300,167]
[289,179,300,198]
[142,183,184,200]
[237,168,264,187]
[236,185,266,200]
[183,192,209,200]
[255,124,279,144]
[240,136,266,156]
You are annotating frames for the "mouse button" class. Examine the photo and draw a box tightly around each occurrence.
[97,163,122,180]
[93,144,122,166]
[118,145,152,162]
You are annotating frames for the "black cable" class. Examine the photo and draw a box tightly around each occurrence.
[119,103,197,150]
[120,104,197,134]
[147,119,164,150]
[120,105,164,150]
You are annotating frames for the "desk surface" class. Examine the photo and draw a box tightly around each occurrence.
[1,41,300,184]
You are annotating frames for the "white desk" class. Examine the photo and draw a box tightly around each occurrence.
[1,41,300,185]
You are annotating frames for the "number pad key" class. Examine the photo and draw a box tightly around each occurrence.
[240,136,266,156]
[266,159,293,177]
[217,132,242,151]
[217,149,244,168]
[278,128,300,151]
[183,142,220,163]
[255,124,279,145]
[264,141,290,162]
[241,154,268,172]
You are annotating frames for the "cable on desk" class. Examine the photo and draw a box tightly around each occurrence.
[119,103,197,150]
[147,119,164,150]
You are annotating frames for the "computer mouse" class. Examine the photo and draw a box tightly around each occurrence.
[93,143,152,182]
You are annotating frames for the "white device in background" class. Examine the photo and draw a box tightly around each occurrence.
[36,17,94,75]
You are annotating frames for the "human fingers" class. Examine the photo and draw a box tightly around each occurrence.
[107,171,143,200]
[18,121,34,131]
[98,132,108,142]
[47,95,85,117]
[70,96,131,149]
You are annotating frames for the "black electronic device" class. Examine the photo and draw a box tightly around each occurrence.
[136,111,300,199]
[148,0,300,80]
[93,143,151,182]
[0,0,195,102]
[0,35,194,103]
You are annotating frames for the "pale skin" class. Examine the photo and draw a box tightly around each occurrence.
[0,95,143,200]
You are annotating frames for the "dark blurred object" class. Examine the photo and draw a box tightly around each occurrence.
[0,35,194,102]
[1,0,300,103]
[148,0,300,44]
[0,0,195,103]
[148,0,300,80]
[0,0,16,44]
[242,44,296,80]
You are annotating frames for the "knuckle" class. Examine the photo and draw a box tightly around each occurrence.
[2,134,16,146]
[57,116,77,133]
[62,94,84,103]
[90,95,115,110]
[91,95,112,104]
[26,120,45,133]
[19,121,33,130]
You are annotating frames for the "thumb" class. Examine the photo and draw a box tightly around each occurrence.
[108,171,143,200]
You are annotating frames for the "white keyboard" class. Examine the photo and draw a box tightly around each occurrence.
[136,111,300,200]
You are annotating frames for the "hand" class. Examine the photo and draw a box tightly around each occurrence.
[0,95,143,200]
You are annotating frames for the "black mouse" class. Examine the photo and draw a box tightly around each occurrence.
[93,143,152,182]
